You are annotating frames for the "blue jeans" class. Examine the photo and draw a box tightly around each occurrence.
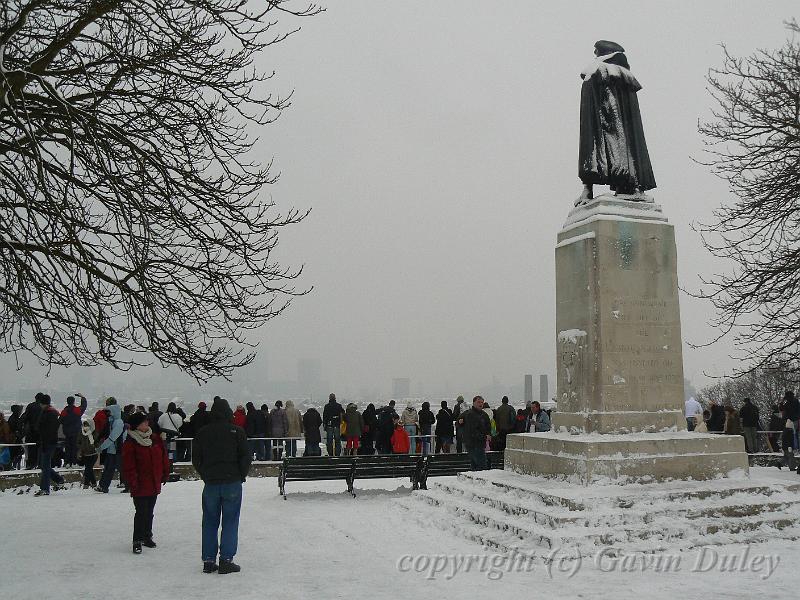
[326,426,341,456]
[467,447,487,471]
[39,445,64,492]
[202,482,243,562]
[404,425,416,454]
[420,434,431,455]
[686,417,696,432]
[98,451,118,491]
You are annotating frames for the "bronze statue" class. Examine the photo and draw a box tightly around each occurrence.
[577,40,656,204]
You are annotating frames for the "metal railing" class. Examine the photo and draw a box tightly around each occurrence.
[4,429,794,472]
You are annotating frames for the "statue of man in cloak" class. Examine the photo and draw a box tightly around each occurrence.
[577,40,656,204]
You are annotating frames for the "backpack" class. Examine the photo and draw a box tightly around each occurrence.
[96,411,110,442]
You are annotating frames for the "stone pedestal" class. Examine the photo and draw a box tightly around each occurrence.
[506,195,749,483]
[505,431,748,484]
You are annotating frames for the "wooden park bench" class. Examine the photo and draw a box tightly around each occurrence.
[278,451,505,498]
[278,454,423,498]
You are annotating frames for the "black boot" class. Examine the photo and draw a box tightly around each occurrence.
[142,537,157,548]
[218,559,241,574]
[132,541,142,554]
[203,562,218,574]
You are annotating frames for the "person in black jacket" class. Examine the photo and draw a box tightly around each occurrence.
[359,404,378,455]
[376,400,397,455]
[191,402,211,434]
[707,399,726,433]
[435,401,454,454]
[459,396,491,471]
[739,397,760,454]
[35,395,65,496]
[192,397,251,575]
[418,402,435,455]
[322,394,345,457]
[245,402,267,460]
[302,407,323,456]
[148,402,163,434]
[452,396,466,452]
[21,394,44,469]
[59,394,88,466]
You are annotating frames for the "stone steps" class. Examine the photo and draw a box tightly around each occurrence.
[397,469,800,556]
[431,476,800,529]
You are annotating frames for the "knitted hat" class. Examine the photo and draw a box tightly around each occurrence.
[128,412,148,430]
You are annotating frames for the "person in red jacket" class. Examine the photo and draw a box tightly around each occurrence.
[122,412,170,555]
[391,415,410,454]
[232,404,247,429]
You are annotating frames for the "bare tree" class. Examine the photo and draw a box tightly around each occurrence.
[694,20,800,376]
[696,358,800,421]
[0,0,321,380]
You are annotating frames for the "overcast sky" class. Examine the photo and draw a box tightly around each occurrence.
[3,1,798,400]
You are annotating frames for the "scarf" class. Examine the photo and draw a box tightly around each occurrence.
[128,427,154,447]
[81,426,94,441]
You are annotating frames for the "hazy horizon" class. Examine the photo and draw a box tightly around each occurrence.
[0,1,796,404]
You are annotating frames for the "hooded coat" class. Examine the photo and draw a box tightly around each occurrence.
[98,404,125,455]
[285,401,303,437]
[192,398,251,485]
[302,408,323,444]
[191,405,211,434]
[269,406,289,438]
[343,405,363,438]
[232,407,247,429]
[399,407,418,427]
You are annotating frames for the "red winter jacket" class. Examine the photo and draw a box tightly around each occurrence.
[232,408,247,429]
[122,434,170,497]
[93,410,108,441]
[391,426,410,454]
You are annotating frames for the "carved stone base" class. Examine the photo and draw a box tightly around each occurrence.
[505,431,750,485]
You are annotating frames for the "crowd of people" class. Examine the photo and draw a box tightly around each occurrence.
[685,391,800,473]
[0,393,253,570]
[0,391,554,475]
[313,393,551,463]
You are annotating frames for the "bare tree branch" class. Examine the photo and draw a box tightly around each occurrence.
[0,0,323,380]
[692,20,800,377]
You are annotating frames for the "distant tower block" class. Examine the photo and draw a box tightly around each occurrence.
[539,374,548,403]
[392,378,410,399]
[524,375,533,405]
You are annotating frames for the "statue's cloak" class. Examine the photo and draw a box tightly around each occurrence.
[578,52,656,193]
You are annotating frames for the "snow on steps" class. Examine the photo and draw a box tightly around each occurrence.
[394,468,800,557]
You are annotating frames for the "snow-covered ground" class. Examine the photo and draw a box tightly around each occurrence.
[2,475,799,599]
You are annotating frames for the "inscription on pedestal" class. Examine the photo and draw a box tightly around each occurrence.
[554,200,685,433]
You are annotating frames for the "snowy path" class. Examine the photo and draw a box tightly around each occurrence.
[2,477,798,599]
